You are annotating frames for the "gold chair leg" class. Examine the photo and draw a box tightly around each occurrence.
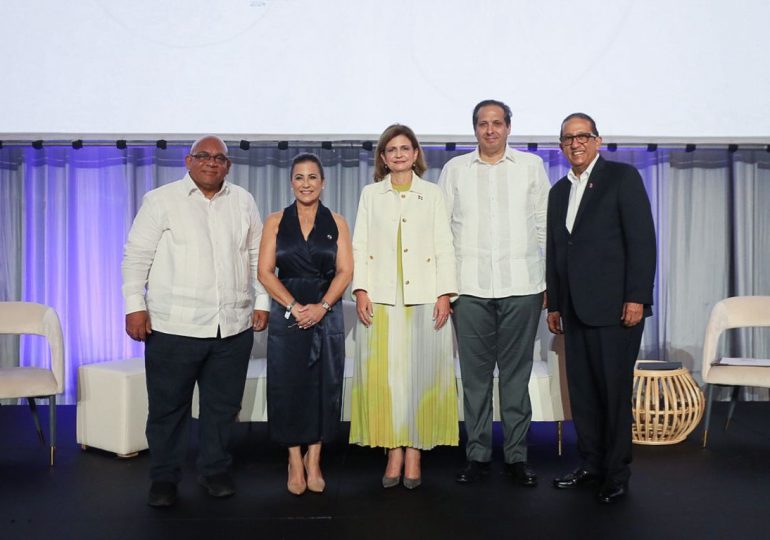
[49,394,57,466]
[557,421,563,457]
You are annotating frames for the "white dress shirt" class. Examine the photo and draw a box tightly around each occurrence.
[438,147,550,298]
[121,174,269,338]
[565,153,600,233]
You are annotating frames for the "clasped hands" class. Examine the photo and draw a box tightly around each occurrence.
[289,303,327,330]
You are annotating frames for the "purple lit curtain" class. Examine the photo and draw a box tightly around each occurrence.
[1,144,769,404]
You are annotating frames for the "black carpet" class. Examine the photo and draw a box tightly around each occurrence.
[1,403,768,540]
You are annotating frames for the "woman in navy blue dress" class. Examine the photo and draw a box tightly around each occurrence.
[258,153,353,495]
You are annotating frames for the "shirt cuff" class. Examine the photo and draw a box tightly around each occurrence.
[124,295,147,315]
[254,293,270,311]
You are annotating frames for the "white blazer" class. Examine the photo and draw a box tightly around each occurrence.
[352,174,457,306]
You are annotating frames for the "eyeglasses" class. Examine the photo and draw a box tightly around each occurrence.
[559,133,597,146]
[189,152,229,164]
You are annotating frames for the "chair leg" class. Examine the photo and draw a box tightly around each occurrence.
[49,395,56,467]
[27,397,46,445]
[725,386,740,430]
[556,421,563,457]
[702,384,714,448]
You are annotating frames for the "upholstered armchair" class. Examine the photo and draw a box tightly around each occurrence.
[0,302,64,465]
[701,296,770,447]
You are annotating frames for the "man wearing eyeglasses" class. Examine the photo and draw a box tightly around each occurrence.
[122,135,269,507]
[546,113,656,503]
[439,100,550,488]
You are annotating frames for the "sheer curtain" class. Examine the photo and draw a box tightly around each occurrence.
[1,143,768,404]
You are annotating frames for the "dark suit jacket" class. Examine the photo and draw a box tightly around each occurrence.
[546,156,656,327]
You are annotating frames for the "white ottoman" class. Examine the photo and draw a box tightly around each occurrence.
[191,327,271,422]
[76,358,149,457]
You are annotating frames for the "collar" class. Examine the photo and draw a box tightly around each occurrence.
[182,172,230,198]
[470,146,517,166]
[567,153,601,185]
[375,173,426,194]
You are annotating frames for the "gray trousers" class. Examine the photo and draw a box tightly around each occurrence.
[453,293,543,463]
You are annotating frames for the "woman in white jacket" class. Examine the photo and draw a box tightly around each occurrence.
[349,124,458,489]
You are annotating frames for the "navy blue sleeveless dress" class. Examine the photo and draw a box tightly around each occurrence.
[266,201,345,446]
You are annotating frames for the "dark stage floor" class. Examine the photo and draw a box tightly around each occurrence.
[1,403,768,540]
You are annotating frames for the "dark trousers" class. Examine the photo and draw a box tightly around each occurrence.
[453,293,543,463]
[562,306,644,484]
[144,329,252,483]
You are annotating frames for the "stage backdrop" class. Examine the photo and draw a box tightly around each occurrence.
[2,0,769,143]
[1,143,769,404]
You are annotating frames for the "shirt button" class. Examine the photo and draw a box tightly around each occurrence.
[402,218,407,223]
[426,258,431,262]
[369,255,374,259]
[568,241,574,246]
[400,194,406,199]
[405,280,410,285]
[403,248,408,253]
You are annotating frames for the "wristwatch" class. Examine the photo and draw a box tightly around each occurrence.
[321,300,332,312]
[284,300,296,320]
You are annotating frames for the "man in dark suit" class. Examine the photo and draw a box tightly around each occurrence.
[546,113,656,504]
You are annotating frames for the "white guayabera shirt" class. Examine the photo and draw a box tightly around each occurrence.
[439,147,549,299]
[122,174,269,338]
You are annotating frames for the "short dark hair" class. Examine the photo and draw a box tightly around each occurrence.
[472,99,512,128]
[373,124,427,182]
[290,152,325,180]
[560,112,599,137]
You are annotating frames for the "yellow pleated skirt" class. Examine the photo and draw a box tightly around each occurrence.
[349,294,459,450]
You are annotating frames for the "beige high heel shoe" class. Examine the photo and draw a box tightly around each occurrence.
[287,462,307,496]
[303,453,326,493]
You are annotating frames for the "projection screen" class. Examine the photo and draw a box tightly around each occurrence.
[2,0,769,143]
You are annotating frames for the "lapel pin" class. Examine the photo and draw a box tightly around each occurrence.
[588,183,594,189]
[326,234,333,240]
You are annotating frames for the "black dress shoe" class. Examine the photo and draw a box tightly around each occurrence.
[148,481,177,508]
[597,481,628,504]
[553,468,603,489]
[455,461,490,483]
[198,472,236,498]
[504,462,538,487]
